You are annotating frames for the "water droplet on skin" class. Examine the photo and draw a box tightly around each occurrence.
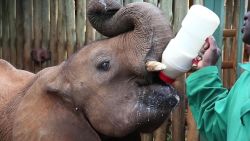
[147,107,151,122]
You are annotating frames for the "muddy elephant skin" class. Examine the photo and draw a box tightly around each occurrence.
[0,0,179,141]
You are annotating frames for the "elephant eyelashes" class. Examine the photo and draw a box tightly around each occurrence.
[97,60,110,71]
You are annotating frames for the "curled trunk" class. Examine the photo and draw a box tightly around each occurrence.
[87,0,173,74]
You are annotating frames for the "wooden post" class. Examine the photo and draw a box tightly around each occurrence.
[172,1,188,141]
[0,0,3,58]
[65,0,75,57]
[34,0,42,50]
[23,0,33,71]
[50,0,58,66]
[193,0,203,5]
[42,0,49,67]
[147,2,174,141]
[85,0,95,45]
[16,0,24,69]
[9,0,16,66]
[2,0,10,62]
[222,0,232,88]
[186,106,199,141]
[187,1,203,141]
[204,0,224,77]
[236,0,246,77]
[160,0,173,25]
[57,0,66,63]
[33,0,42,71]
[146,0,158,6]
[140,133,153,141]
[153,119,169,141]
[76,0,86,50]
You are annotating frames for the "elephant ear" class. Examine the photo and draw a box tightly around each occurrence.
[46,75,73,103]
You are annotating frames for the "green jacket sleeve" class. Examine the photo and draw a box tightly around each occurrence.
[186,66,229,141]
[240,100,250,141]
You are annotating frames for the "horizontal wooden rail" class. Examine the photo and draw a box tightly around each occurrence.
[222,61,234,69]
[223,29,237,37]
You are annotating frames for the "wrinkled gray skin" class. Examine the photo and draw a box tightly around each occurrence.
[0,0,179,141]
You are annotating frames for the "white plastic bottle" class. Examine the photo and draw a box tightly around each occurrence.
[160,5,220,83]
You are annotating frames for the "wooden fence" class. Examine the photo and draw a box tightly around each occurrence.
[0,0,249,141]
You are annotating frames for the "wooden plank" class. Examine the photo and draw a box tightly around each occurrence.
[57,0,66,63]
[65,0,75,57]
[172,1,188,141]
[9,0,16,66]
[23,0,33,71]
[76,0,86,50]
[16,0,24,69]
[2,0,10,62]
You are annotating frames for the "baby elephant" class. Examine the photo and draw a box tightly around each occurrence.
[0,0,179,141]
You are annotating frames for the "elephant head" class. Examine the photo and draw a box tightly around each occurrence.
[47,0,179,139]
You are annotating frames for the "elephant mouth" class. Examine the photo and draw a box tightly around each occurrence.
[133,72,179,132]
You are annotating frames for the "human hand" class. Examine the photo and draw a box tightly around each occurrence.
[191,36,221,70]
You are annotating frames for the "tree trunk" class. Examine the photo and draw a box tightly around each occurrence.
[50,0,58,66]
[23,0,33,71]
[76,0,86,50]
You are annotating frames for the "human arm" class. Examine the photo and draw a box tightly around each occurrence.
[186,37,229,141]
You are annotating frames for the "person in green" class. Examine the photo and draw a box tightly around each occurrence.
[186,11,250,141]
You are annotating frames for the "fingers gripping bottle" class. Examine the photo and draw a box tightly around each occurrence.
[159,5,220,84]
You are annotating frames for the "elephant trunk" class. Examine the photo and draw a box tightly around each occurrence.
[87,0,173,75]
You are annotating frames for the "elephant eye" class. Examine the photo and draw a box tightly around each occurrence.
[97,60,110,71]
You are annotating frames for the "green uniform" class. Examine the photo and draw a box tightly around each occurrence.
[186,63,250,141]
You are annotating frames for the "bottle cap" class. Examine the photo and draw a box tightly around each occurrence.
[159,71,175,84]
